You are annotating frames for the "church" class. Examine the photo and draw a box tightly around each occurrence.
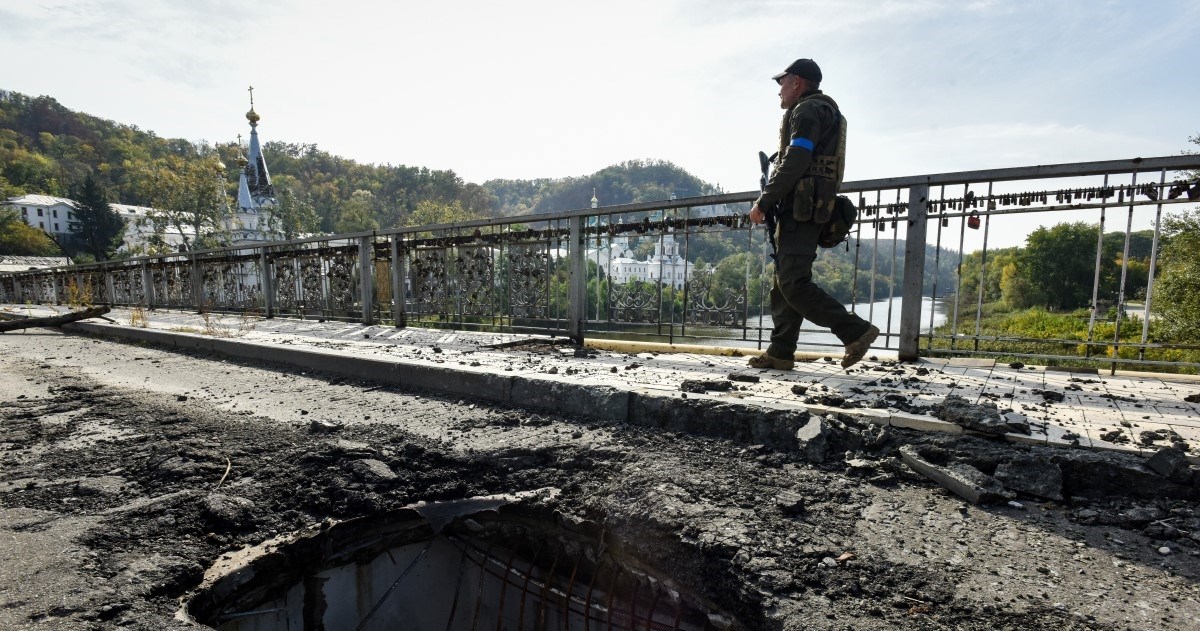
[1,88,279,253]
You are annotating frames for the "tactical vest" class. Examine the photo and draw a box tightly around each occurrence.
[779,92,846,224]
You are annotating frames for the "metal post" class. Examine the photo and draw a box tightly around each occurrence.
[260,248,274,318]
[1140,170,1167,359]
[567,215,586,343]
[390,235,406,327]
[190,254,202,312]
[899,183,929,361]
[359,235,374,325]
[140,261,152,308]
[104,263,115,307]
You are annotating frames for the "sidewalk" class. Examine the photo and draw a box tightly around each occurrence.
[5,303,1200,462]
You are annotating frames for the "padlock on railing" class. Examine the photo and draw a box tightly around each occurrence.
[967,211,981,230]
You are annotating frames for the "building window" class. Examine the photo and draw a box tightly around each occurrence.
[39,222,44,228]
[54,223,60,231]
[67,212,74,220]
[52,209,58,218]
[37,208,43,216]
[21,208,27,216]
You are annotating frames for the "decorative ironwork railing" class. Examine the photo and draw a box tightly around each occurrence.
[3,156,1199,371]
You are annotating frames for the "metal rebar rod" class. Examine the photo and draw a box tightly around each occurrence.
[562,553,582,631]
[515,547,541,630]
[538,552,561,630]
[644,586,663,631]
[494,549,518,631]
[355,538,436,631]
[469,544,494,631]
[606,565,623,631]
[443,540,472,631]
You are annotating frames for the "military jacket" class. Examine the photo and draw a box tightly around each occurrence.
[755,89,846,224]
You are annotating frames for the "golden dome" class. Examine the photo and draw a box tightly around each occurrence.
[246,108,260,124]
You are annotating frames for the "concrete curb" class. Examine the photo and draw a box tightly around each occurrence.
[63,322,812,451]
[58,320,1197,464]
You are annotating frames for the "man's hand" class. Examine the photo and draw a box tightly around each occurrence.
[749,204,766,225]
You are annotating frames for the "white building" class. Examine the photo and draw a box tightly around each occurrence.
[112,203,195,254]
[586,228,693,289]
[228,88,278,245]
[4,194,76,243]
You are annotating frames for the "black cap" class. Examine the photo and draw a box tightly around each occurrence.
[772,58,822,83]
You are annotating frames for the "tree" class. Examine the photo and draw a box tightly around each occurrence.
[70,173,124,260]
[401,199,484,228]
[1154,209,1200,342]
[130,154,228,250]
[268,178,319,240]
[334,189,380,233]
[1017,222,1104,310]
[0,208,61,256]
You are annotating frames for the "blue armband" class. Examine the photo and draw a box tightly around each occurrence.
[789,137,814,151]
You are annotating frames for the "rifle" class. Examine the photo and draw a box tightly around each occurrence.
[758,151,778,263]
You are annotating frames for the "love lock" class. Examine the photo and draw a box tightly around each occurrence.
[967,211,981,230]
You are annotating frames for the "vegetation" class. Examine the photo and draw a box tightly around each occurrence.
[0,208,60,256]
[69,173,124,261]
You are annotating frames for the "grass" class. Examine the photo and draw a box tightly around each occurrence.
[927,302,1199,374]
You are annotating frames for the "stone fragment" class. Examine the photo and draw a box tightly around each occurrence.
[346,458,398,482]
[1159,546,1172,555]
[795,417,829,463]
[1147,446,1192,484]
[899,445,1011,504]
[1184,394,1200,404]
[201,493,256,529]
[775,490,805,516]
[309,419,343,433]
[680,379,734,393]
[934,395,1027,434]
[994,456,1064,501]
[728,372,760,383]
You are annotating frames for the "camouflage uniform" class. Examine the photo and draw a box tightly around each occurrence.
[754,89,872,361]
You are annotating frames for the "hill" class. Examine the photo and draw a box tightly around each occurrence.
[0,90,733,234]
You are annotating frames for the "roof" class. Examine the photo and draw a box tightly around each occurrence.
[0,255,72,272]
[111,203,160,217]
[4,194,76,208]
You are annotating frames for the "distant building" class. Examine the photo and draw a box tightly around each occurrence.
[4,194,76,243]
[228,87,278,245]
[112,203,195,253]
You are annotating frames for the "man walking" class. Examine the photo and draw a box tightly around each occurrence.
[748,58,879,371]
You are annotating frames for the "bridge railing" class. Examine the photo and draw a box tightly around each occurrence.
[2,155,1198,371]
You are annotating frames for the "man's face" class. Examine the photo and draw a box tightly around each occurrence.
[777,74,805,109]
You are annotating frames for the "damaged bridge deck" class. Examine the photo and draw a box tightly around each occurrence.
[4,304,1199,463]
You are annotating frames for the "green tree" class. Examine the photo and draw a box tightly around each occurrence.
[70,173,124,260]
[402,199,484,228]
[269,178,319,240]
[334,189,380,233]
[1018,222,1103,310]
[131,154,228,250]
[0,208,61,255]
[1154,209,1200,342]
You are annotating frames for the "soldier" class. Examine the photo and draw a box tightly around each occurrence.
[748,58,879,371]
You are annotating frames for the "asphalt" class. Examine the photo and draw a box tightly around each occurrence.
[4,303,1200,463]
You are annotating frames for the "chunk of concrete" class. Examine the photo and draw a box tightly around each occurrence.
[1147,446,1192,484]
[795,416,829,464]
[899,445,1011,504]
[994,456,1064,501]
[345,458,398,482]
[934,394,1028,435]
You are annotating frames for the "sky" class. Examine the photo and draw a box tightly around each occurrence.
[2,0,1198,200]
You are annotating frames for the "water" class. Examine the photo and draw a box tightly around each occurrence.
[699,296,949,352]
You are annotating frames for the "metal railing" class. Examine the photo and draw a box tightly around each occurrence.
[3,155,1198,371]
